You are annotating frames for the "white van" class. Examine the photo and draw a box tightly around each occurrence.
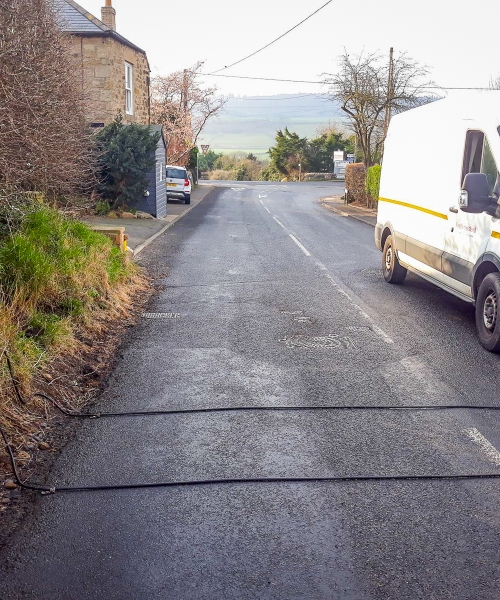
[375,91,500,351]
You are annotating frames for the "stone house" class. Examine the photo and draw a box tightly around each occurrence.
[55,0,150,127]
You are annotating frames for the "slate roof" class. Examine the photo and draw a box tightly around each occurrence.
[53,0,147,55]
[53,0,106,33]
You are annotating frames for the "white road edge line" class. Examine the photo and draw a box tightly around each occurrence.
[273,216,286,229]
[464,428,500,466]
[289,234,311,257]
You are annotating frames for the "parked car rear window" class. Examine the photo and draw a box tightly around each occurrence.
[166,168,186,179]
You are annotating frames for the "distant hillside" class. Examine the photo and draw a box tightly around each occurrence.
[198,94,346,159]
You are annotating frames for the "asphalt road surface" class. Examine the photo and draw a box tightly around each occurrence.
[2,181,500,599]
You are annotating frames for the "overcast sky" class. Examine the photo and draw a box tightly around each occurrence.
[81,0,499,97]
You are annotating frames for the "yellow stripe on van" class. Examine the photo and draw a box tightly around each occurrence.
[378,197,448,220]
[491,231,500,240]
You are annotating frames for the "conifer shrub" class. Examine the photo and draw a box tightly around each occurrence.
[95,114,161,210]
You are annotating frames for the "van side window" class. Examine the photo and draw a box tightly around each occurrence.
[462,130,500,196]
[462,130,484,183]
[482,138,499,195]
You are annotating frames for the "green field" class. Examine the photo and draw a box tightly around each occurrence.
[198,94,346,158]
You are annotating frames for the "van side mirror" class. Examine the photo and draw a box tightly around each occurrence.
[459,173,490,213]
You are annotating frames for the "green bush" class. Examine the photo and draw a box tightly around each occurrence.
[234,165,249,181]
[95,200,110,216]
[366,165,382,207]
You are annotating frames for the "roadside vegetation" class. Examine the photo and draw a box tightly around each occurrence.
[323,50,433,167]
[205,152,270,181]
[200,125,354,182]
[0,202,135,378]
[0,196,142,465]
[267,125,354,181]
[95,114,161,213]
[0,1,149,483]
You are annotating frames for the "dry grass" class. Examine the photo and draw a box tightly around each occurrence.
[0,269,150,484]
[209,169,235,181]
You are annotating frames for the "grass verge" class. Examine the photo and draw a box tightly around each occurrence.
[0,206,149,495]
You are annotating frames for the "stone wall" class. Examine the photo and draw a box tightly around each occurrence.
[69,35,150,126]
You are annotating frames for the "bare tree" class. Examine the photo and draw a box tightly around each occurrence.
[324,50,433,167]
[151,62,227,165]
[0,0,95,199]
[490,75,500,90]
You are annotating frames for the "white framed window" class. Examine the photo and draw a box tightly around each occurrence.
[125,62,133,115]
[159,163,164,181]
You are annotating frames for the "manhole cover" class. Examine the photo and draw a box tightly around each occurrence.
[279,334,356,349]
[142,312,181,319]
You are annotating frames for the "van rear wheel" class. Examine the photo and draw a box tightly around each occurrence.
[382,235,407,284]
[476,272,500,352]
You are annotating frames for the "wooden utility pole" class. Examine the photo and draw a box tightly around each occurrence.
[383,47,394,140]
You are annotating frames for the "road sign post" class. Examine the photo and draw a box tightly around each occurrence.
[199,145,210,181]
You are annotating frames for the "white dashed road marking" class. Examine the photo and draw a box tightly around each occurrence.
[464,428,500,466]
[260,202,393,344]
[259,199,271,213]
[289,234,311,257]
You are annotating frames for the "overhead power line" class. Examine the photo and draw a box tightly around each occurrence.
[225,104,330,109]
[204,72,497,91]
[424,86,493,91]
[229,93,325,101]
[205,74,324,84]
[209,0,334,74]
